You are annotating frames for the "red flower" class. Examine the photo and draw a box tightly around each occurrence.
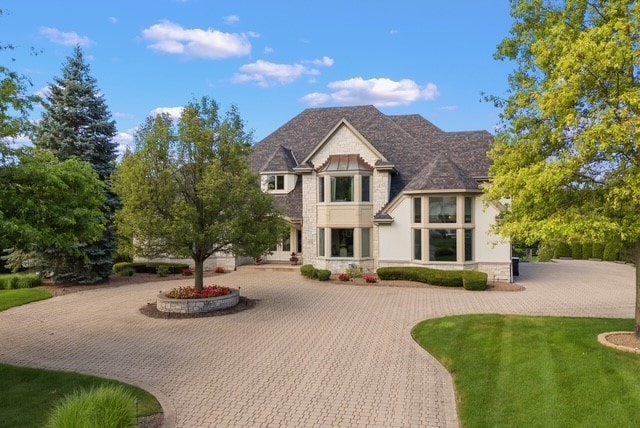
[339,273,351,281]
[165,285,231,299]
[364,275,377,283]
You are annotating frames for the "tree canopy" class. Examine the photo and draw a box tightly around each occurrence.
[484,0,640,334]
[114,97,285,289]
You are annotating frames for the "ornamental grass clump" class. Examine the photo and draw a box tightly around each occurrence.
[165,285,231,299]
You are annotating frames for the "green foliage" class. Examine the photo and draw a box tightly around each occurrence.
[0,363,160,427]
[570,242,583,260]
[112,262,188,275]
[156,265,169,277]
[582,242,593,260]
[0,273,41,290]
[553,242,572,259]
[413,316,640,427]
[376,267,464,287]
[116,267,134,277]
[345,264,364,278]
[46,385,137,428]
[462,271,488,291]
[300,264,318,279]
[591,243,605,260]
[537,242,554,262]
[0,289,51,312]
[32,46,118,284]
[114,97,284,290]
[484,0,640,251]
[603,242,620,262]
[316,269,331,281]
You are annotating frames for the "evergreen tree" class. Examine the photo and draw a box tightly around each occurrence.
[33,45,118,283]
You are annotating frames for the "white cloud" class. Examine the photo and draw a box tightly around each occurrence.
[389,29,398,36]
[1,134,32,149]
[141,20,252,59]
[233,57,333,87]
[309,56,334,67]
[114,111,136,120]
[114,132,135,157]
[39,27,93,47]
[263,46,274,55]
[150,107,184,121]
[224,15,240,25]
[108,17,118,24]
[301,77,440,107]
[439,105,458,111]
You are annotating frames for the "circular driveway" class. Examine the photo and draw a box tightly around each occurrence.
[0,260,634,427]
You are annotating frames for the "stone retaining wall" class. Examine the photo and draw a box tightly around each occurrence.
[156,289,240,313]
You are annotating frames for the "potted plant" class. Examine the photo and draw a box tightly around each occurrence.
[289,252,299,265]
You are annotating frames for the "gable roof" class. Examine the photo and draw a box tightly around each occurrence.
[250,105,493,217]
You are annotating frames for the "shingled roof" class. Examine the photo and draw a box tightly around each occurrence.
[250,105,492,218]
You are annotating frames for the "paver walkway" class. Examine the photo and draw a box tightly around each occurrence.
[0,260,635,427]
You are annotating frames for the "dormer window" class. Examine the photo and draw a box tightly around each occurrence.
[267,175,284,191]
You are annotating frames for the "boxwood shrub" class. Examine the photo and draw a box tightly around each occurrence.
[300,264,318,279]
[376,267,464,287]
[316,269,331,281]
[462,271,488,291]
[0,273,42,290]
[112,262,188,275]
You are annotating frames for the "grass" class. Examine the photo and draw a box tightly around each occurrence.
[412,315,640,428]
[0,288,51,311]
[0,364,162,427]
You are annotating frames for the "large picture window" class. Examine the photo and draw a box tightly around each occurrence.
[331,176,354,202]
[429,229,457,262]
[331,229,354,257]
[429,196,456,223]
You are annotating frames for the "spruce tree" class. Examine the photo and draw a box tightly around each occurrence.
[34,45,118,283]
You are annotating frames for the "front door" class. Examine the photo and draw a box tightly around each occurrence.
[266,226,301,262]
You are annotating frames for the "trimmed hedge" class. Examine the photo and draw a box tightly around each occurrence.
[462,271,488,291]
[376,266,465,287]
[603,243,619,262]
[300,264,318,279]
[554,242,572,258]
[570,242,583,260]
[581,242,593,260]
[112,262,188,275]
[591,243,605,259]
[0,274,42,290]
[538,242,554,262]
[317,270,331,281]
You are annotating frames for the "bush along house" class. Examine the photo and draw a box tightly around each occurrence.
[250,105,511,281]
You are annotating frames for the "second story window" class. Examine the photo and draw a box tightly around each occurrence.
[267,175,284,191]
[331,176,354,202]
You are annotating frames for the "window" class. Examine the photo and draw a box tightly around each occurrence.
[361,228,371,258]
[361,176,371,202]
[318,228,325,257]
[464,229,473,261]
[429,196,457,223]
[413,197,422,223]
[331,176,354,202]
[465,197,473,223]
[331,229,354,257]
[267,175,284,191]
[413,229,422,260]
[318,177,325,202]
[429,229,457,262]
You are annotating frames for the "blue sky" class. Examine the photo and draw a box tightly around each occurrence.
[2,0,515,154]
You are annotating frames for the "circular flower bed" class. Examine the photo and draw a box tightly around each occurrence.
[157,285,239,314]
[165,285,232,299]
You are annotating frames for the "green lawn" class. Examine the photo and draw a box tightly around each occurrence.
[413,315,640,428]
[0,289,162,426]
[0,288,51,311]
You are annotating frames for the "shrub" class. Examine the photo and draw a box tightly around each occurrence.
[554,242,572,258]
[113,262,188,275]
[116,267,134,277]
[462,271,488,291]
[300,264,318,279]
[346,264,364,278]
[316,269,331,281]
[181,268,193,276]
[214,266,225,273]
[156,265,170,277]
[364,275,377,283]
[0,274,42,290]
[603,242,620,261]
[338,273,351,281]
[46,384,137,428]
[582,242,593,260]
[376,267,463,287]
[570,242,583,260]
[537,242,554,262]
[591,243,605,260]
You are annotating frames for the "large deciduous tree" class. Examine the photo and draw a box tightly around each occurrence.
[33,45,118,283]
[485,1,640,335]
[114,97,285,289]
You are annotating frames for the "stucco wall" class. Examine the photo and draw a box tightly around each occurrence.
[378,198,412,262]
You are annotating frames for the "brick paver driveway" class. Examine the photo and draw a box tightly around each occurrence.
[0,260,634,427]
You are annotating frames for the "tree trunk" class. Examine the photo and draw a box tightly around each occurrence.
[636,240,640,338]
[194,257,204,291]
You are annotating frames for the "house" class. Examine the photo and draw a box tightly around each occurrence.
[250,105,511,281]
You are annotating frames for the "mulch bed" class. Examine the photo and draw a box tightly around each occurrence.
[139,296,256,319]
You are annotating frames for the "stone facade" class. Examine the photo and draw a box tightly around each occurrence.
[156,289,240,313]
